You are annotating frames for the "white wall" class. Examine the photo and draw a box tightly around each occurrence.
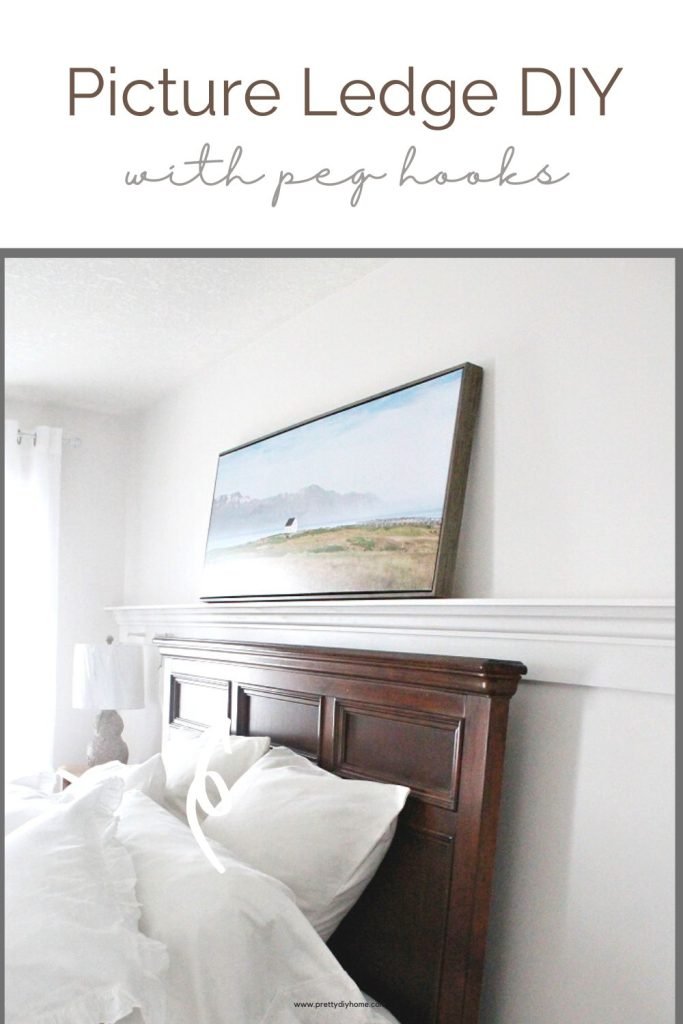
[120,256,675,1024]
[123,257,675,604]
[4,399,140,765]
[482,681,674,1024]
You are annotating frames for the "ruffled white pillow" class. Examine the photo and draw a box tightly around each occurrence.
[5,778,168,1024]
[60,752,166,806]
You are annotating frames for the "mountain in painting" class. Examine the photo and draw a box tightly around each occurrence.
[210,484,382,541]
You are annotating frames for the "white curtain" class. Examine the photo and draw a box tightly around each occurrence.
[4,421,62,781]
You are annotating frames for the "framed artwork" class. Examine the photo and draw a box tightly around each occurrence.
[201,362,482,600]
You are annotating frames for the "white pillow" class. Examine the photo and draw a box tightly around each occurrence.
[5,779,168,1024]
[116,790,390,1024]
[60,753,167,806]
[163,720,270,817]
[202,747,409,940]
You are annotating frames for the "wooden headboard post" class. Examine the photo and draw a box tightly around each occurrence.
[155,637,527,1024]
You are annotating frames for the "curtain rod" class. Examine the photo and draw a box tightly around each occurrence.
[16,428,81,448]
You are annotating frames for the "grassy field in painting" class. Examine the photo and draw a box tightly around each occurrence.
[206,520,441,592]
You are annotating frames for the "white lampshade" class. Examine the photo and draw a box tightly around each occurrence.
[72,643,145,710]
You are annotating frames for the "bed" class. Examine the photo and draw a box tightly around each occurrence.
[5,637,525,1024]
[157,638,527,1024]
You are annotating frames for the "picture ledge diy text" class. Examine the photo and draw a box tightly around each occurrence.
[66,64,624,208]
[69,65,623,128]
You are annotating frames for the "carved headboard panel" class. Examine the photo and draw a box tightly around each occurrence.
[155,637,526,1024]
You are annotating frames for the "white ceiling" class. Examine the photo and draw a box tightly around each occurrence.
[4,257,387,415]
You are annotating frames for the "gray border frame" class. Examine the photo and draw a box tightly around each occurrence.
[0,246,679,1000]
[1,248,682,255]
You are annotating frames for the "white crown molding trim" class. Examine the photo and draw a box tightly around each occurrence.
[107,598,675,696]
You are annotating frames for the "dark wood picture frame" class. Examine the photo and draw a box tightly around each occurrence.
[201,362,482,601]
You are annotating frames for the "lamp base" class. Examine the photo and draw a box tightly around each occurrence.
[86,709,129,767]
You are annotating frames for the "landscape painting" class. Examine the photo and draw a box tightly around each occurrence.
[201,362,482,599]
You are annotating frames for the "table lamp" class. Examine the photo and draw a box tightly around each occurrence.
[72,639,145,766]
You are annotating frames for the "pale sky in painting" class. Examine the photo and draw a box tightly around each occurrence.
[213,368,463,510]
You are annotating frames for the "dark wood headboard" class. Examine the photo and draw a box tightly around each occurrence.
[155,637,527,1024]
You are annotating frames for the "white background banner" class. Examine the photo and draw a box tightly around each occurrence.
[1,0,680,247]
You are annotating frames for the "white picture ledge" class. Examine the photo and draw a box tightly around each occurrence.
[108,598,675,697]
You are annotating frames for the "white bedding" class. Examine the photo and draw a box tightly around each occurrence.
[5,778,399,1024]
[4,781,55,833]
[5,780,167,1024]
